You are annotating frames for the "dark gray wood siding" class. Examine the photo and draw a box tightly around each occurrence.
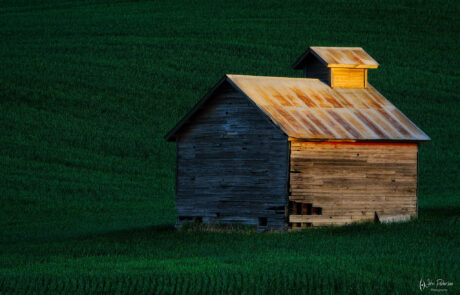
[176,83,289,229]
[303,55,331,85]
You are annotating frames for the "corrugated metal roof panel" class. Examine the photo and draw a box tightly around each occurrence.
[293,47,379,69]
[227,75,429,141]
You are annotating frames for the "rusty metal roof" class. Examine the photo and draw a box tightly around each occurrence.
[226,75,429,141]
[293,47,379,69]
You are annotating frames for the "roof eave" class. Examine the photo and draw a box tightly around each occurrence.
[164,76,229,141]
[292,47,320,69]
[327,64,379,69]
[287,137,431,143]
[164,75,289,141]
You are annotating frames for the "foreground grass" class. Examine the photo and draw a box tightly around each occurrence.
[1,209,458,294]
[0,0,459,294]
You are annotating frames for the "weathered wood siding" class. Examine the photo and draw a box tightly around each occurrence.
[176,84,289,229]
[331,68,367,88]
[303,55,331,85]
[288,142,418,228]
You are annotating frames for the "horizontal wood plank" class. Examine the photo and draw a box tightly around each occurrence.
[176,87,289,229]
[289,141,418,227]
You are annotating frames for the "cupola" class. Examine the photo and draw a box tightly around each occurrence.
[292,46,379,88]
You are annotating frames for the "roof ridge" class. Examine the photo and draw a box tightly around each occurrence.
[310,46,364,49]
[226,74,321,81]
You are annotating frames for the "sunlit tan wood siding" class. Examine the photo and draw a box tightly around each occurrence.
[331,68,367,88]
[288,141,418,228]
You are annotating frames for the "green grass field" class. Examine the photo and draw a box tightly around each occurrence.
[0,0,459,293]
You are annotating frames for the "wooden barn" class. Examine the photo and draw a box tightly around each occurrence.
[165,46,430,230]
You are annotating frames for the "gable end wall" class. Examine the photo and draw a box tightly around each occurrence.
[176,84,289,229]
[303,55,331,84]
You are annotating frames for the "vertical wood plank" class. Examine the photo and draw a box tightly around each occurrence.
[364,69,368,88]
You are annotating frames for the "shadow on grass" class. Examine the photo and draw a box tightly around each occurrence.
[76,207,459,238]
[418,206,460,220]
[11,207,458,246]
